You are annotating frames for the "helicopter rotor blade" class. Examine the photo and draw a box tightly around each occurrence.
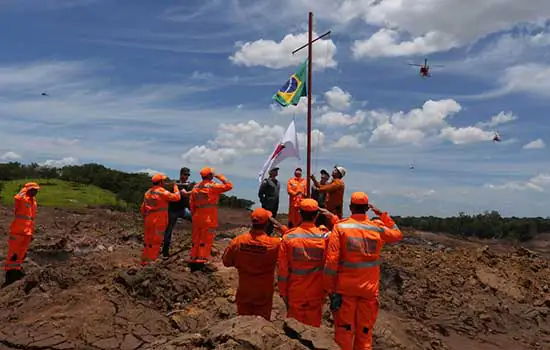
[408,63,422,66]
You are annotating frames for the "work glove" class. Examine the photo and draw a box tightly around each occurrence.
[329,293,342,312]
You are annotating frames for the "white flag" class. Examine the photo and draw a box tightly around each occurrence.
[258,119,300,183]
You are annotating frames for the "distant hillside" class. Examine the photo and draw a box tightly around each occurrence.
[0,162,254,210]
[1,178,124,208]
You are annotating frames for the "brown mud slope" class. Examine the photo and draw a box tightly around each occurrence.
[0,205,548,350]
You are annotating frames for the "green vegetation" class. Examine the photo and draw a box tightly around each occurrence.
[0,162,255,210]
[393,210,550,242]
[1,178,123,208]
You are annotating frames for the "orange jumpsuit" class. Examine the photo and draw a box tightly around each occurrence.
[278,222,330,327]
[189,174,233,262]
[317,179,345,218]
[5,187,37,272]
[140,184,181,265]
[287,176,306,227]
[222,230,280,320]
[324,213,403,350]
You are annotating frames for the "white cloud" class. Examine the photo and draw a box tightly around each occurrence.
[476,111,517,128]
[318,110,366,126]
[297,129,325,152]
[440,126,495,145]
[485,173,550,192]
[0,151,22,161]
[332,135,362,149]
[352,29,457,58]
[523,139,546,149]
[369,122,425,145]
[289,0,550,57]
[324,86,351,110]
[229,32,337,69]
[39,156,79,168]
[182,120,287,165]
[499,63,550,97]
[271,96,312,115]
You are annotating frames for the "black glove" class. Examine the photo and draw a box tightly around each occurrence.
[329,293,342,312]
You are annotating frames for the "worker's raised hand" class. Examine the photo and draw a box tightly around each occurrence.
[368,204,382,215]
[214,174,224,180]
[318,208,330,216]
[310,175,317,181]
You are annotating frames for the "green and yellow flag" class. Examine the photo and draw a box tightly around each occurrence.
[273,60,307,107]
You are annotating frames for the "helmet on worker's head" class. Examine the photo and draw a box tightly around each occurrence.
[251,208,272,225]
[200,167,214,178]
[24,182,40,191]
[350,192,368,205]
[152,173,167,183]
[334,165,346,178]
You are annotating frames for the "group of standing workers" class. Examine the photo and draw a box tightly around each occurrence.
[3,164,403,349]
[227,164,403,350]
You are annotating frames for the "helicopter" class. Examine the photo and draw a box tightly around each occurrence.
[408,58,444,78]
[41,92,49,96]
[493,131,501,142]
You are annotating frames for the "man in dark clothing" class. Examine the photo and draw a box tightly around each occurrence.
[163,167,195,257]
[258,167,281,235]
[311,169,330,208]
[311,169,330,227]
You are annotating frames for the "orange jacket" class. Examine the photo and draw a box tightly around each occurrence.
[189,174,233,228]
[287,177,306,208]
[222,230,281,304]
[324,213,402,298]
[278,222,330,302]
[10,188,37,236]
[317,179,345,218]
[140,184,181,224]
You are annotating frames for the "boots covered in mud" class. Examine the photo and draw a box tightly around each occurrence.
[2,269,25,287]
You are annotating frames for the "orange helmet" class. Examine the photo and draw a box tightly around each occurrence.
[24,182,40,190]
[152,173,167,183]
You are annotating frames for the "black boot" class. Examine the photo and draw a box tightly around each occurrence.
[2,270,24,288]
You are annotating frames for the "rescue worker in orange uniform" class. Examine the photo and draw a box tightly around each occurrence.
[324,192,403,350]
[189,167,233,266]
[140,173,181,265]
[3,182,40,286]
[222,208,281,320]
[310,165,346,219]
[287,167,306,228]
[277,199,330,327]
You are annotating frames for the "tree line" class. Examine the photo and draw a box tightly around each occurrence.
[0,162,255,210]
[392,210,549,242]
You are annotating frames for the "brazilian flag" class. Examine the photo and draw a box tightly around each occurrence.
[273,60,307,107]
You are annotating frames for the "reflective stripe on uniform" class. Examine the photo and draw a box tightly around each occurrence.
[277,275,288,282]
[324,267,338,276]
[336,223,384,233]
[339,260,380,268]
[15,215,34,221]
[290,266,323,275]
[145,208,168,214]
[285,232,328,240]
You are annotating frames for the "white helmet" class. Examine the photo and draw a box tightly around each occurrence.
[335,165,346,177]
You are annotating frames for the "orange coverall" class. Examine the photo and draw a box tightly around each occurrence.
[5,186,37,272]
[287,176,306,227]
[278,221,330,327]
[140,184,181,265]
[317,178,345,218]
[222,228,280,320]
[324,213,403,350]
[189,174,233,262]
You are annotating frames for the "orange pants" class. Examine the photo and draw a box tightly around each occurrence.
[4,235,32,271]
[333,296,379,350]
[288,206,301,228]
[287,299,324,327]
[237,300,273,320]
[189,226,214,261]
[141,223,166,265]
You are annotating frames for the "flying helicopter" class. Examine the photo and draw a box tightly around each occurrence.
[41,92,49,96]
[493,131,501,142]
[408,58,444,78]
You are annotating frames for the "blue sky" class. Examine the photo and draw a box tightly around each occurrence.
[1,0,550,217]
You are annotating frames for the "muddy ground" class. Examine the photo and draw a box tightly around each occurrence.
[0,205,548,350]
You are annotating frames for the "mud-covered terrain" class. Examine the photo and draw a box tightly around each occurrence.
[0,205,548,350]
